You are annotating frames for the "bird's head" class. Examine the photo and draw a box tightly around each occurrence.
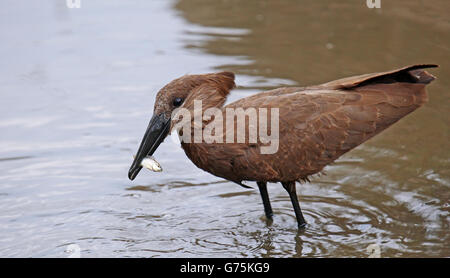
[128,71,235,180]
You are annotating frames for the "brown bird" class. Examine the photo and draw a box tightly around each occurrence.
[128,64,437,228]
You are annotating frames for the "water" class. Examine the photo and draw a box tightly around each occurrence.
[0,0,449,257]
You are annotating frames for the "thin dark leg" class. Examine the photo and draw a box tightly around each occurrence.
[281,181,307,228]
[257,181,273,219]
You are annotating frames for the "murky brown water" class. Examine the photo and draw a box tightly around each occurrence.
[0,0,448,257]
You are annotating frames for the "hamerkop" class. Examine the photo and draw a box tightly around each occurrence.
[129,64,437,228]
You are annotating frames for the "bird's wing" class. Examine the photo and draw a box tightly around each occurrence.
[222,64,437,182]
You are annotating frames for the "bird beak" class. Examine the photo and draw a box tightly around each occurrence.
[128,113,170,180]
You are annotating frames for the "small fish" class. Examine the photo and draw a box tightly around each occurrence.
[133,155,162,172]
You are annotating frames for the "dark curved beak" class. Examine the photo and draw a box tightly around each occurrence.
[128,113,170,180]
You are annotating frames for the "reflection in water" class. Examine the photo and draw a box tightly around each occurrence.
[0,0,448,257]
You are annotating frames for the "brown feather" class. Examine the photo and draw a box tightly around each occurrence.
[177,65,437,183]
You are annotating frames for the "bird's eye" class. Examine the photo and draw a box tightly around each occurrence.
[173,97,183,107]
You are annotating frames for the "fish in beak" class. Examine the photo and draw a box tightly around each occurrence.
[128,113,170,180]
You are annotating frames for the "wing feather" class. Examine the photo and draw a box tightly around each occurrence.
[183,65,437,183]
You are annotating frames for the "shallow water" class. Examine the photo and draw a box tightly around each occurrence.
[0,0,449,257]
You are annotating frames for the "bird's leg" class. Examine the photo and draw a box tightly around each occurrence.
[257,181,273,220]
[281,181,307,228]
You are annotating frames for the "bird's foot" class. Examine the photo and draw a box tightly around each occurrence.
[261,214,273,226]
